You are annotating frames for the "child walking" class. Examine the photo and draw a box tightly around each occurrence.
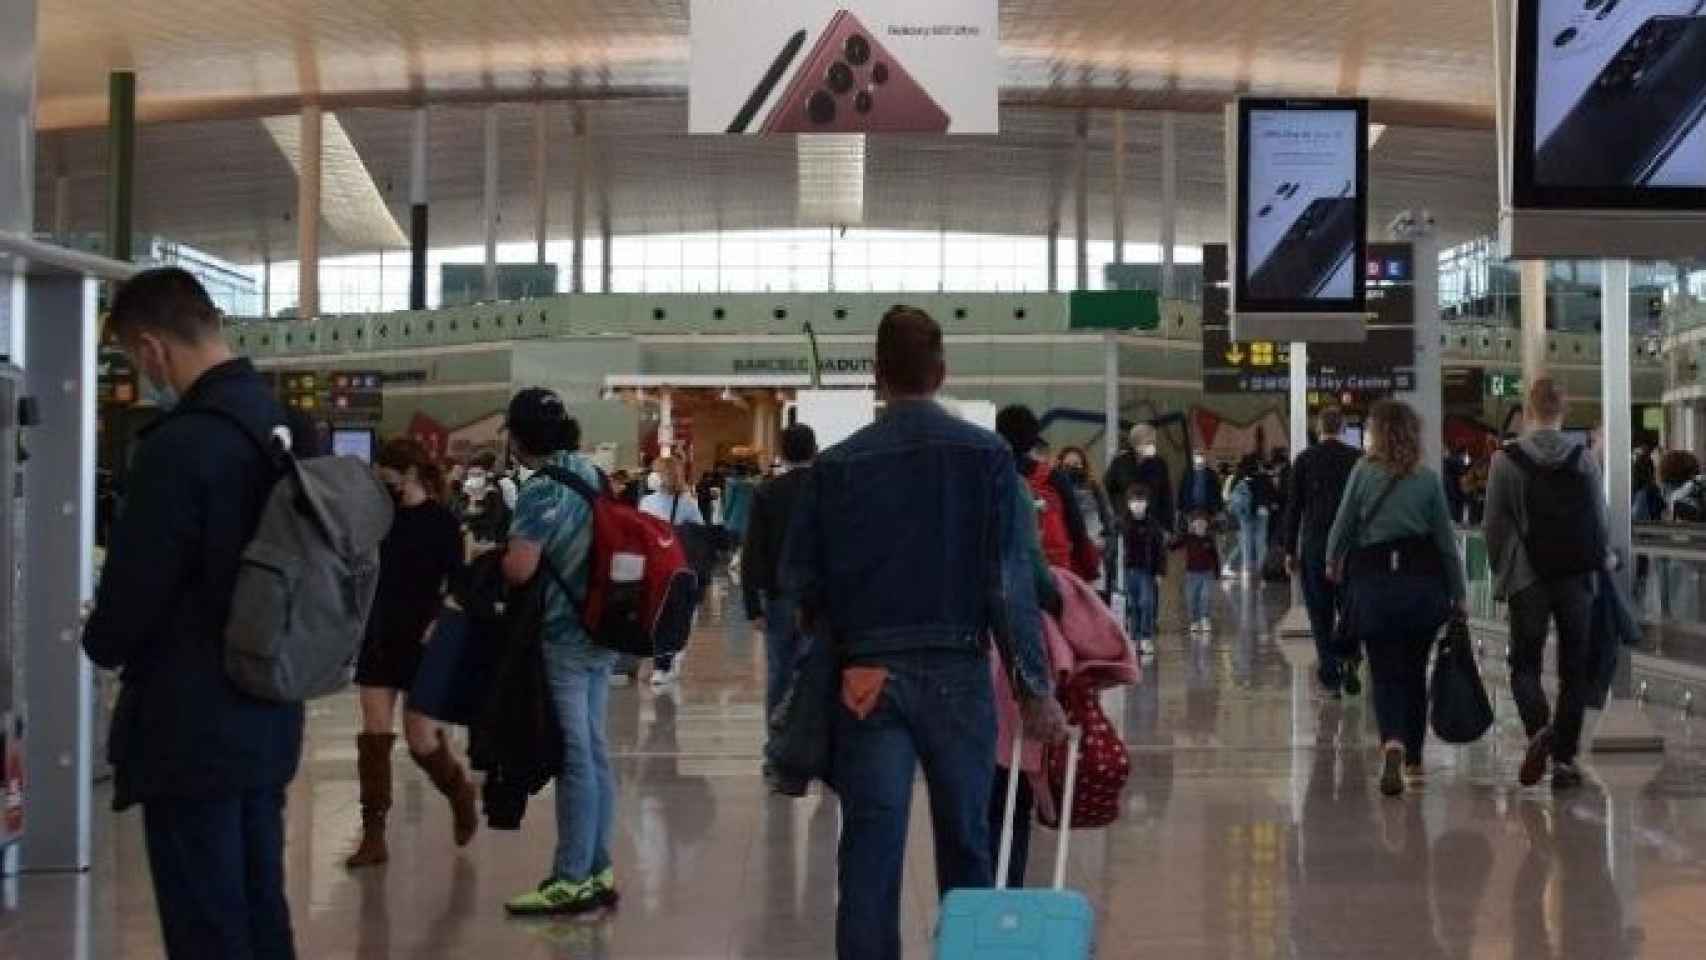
[1122,485,1167,656]
[1173,511,1223,633]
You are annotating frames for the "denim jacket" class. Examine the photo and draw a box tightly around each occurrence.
[781,398,1051,698]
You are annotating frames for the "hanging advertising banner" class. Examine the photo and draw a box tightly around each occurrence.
[689,0,998,134]
[1229,97,1370,342]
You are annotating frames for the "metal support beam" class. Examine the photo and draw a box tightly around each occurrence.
[483,106,499,301]
[1112,112,1126,266]
[296,104,321,321]
[1047,219,1059,294]
[261,256,272,320]
[571,105,586,294]
[600,194,613,295]
[408,108,428,311]
[1395,218,1443,472]
[1289,343,1309,460]
[106,72,136,263]
[1520,260,1548,385]
[533,103,549,266]
[1602,260,1633,577]
[1160,112,1178,299]
[1074,111,1089,292]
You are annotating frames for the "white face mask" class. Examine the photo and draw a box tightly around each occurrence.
[1190,520,1208,536]
[463,470,489,498]
[647,472,663,492]
[1130,499,1148,517]
[1193,454,1207,468]
[1140,443,1158,458]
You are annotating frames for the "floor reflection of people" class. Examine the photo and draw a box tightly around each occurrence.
[1515,789,1634,959]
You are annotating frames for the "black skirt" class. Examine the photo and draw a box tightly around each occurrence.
[355,629,426,691]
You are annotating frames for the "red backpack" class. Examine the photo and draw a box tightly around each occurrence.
[1036,677,1130,830]
[540,465,696,658]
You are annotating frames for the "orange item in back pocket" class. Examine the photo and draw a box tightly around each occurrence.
[842,667,889,720]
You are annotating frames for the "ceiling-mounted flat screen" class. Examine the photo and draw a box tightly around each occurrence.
[1513,0,1706,209]
[1233,98,1369,317]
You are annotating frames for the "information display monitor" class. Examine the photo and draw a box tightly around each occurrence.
[332,428,377,464]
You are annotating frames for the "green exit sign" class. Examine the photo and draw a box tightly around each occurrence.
[1487,372,1523,399]
[1068,291,1160,331]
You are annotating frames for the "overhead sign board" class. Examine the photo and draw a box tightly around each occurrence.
[1204,243,1414,396]
[1230,97,1370,339]
[689,0,998,134]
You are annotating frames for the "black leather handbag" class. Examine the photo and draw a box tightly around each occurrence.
[1430,618,1494,744]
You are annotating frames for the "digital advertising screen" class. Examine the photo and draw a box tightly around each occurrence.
[1515,0,1706,208]
[1234,99,1369,315]
[689,0,998,134]
[332,428,376,464]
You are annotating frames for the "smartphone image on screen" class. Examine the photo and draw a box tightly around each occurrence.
[759,9,951,134]
[1245,197,1358,301]
[1535,15,1706,186]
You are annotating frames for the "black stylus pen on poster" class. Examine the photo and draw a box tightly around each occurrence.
[728,29,807,133]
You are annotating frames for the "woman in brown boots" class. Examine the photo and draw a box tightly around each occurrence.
[348,437,478,868]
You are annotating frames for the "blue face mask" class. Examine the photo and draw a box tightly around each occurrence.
[141,375,178,411]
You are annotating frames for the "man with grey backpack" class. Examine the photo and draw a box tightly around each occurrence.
[1484,377,1610,792]
[84,269,391,958]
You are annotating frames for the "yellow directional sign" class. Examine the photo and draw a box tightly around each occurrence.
[1224,345,1246,365]
[1251,342,1276,367]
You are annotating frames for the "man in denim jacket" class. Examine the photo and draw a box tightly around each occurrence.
[782,305,1068,960]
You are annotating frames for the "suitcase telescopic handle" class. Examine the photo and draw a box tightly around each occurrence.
[995,724,1083,892]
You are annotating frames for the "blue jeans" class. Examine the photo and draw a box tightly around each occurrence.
[1125,570,1158,640]
[1300,539,1348,687]
[1350,574,1449,760]
[1238,511,1270,576]
[763,592,805,719]
[142,787,294,960]
[835,649,995,960]
[543,641,617,882]
[1185,571,1215,623]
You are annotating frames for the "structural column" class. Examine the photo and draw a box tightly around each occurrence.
[106,71,135,264]
[408,108,429,311]
[483,106,500,301]
[571,105,587,294]
[1602,260,1634,576]
[1159,112,1178,299]
[1075,111,1090,291]
[1520,260,1548,386]
[1397,218,1443,472]
[600,192,613,294]
[1112,112,1126,266]
[1289,343,1309,460]
[532,102,549,266]
[297,104,322,321]
[1046,219,1059,293]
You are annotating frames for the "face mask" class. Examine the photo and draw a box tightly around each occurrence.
[647,472,662,492]
[1193,454,1207,468]
[1190,520,1208,536]
[141,377,179,411]
[515,465,535,484]
[1130,499,1148,517]
[1141,443,1158,458]
[1065,464,1086,480]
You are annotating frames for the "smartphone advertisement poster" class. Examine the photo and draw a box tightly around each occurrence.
[1236,100,1368,313]
[690,0,998,134]
[1524,0,1706,193]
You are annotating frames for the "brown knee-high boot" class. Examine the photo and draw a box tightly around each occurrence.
[412,730,479,847]
[347,732,395,868]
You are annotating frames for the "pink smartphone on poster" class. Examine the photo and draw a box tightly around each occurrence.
[759,9,951,134]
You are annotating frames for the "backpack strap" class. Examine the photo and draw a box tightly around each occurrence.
[529,461,607,618]
[173,406,290,474]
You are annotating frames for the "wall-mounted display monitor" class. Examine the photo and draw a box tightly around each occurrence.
[1514,0,1706,210]
[1340,425,1364,450]
[1233,98,1369,317]
[332,428,377,464]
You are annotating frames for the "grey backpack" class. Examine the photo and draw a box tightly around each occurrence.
[207,411,395,701]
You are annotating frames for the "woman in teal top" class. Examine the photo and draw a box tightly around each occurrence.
[1326,400,1466,798]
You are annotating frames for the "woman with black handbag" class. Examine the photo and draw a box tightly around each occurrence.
[1326,401,1467,797]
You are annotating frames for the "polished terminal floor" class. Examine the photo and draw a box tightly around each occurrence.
[7,576,1706,959]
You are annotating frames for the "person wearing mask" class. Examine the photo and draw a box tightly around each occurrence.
[1327,400,1466,798]
[346,438,475,869]
[1178,450,1224,523]
[1106,423,1175,533]
[1228,454,1276,580]
[781,306,1067,960]
[1122,484,1168,653]
[460,454,511,549]
[1444,444,1472,525]
[1171,511,1223,633]
[500,390,620,916]
[639,456,705,690]
[1484,379,1609,792]
[83,268,303,957]
[1056,446,1115,589]
[997,405,1095,580]
[741,424,819,717]
[1283,406,1364,699]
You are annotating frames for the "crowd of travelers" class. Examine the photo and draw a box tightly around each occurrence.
[79,267,1650,958]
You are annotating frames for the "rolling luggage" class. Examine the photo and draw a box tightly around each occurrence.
[935,726,1095,959]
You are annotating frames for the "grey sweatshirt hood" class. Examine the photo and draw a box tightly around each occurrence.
[1518,428,1583,468]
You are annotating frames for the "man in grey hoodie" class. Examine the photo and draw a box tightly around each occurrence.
[1484,377,1608,791]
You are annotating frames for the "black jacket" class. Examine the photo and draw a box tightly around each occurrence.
[83,359,304,809]
[1283,439,1362,554]
[468,570,563,830]
[742,466,812,620]
[1105,450,1175,531]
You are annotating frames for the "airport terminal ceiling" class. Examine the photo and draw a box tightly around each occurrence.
[31,0,1503,264]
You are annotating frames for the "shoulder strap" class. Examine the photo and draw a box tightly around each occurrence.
[174,406,289,473]
[529,462,602,616]
[1349,472,1404,547]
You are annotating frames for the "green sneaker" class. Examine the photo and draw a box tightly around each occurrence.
[590,867,620,907]
[504,877,603,917]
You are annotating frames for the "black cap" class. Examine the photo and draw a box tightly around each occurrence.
[507,387,570,454]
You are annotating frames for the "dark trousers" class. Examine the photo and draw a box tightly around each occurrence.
[1300,539,1349,688]
[987,765,1034,889]
[142,787,295,960]
[763,592,805,719]
[834,650,995,960]
[1508,576,1596,764]
[1353,574,1449,761]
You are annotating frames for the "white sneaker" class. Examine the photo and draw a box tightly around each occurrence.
[1197,619,1213,633]
[649,666,677,691]
[1139,637,1156,658]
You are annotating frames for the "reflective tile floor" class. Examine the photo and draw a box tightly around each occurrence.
[7,577,1706,958]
